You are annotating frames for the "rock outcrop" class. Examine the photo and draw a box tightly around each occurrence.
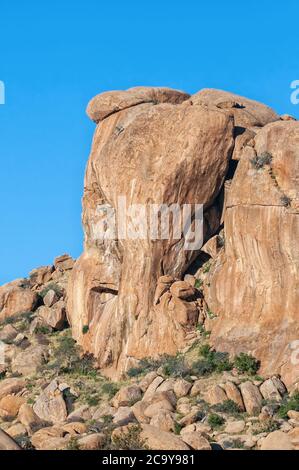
[67,86,298,385]
[205,120,299,388]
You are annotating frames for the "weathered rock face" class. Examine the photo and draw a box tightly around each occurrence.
[68,85,298,387]
[68,86,236,378]
[205,120,299,388]
[0,280,38,322]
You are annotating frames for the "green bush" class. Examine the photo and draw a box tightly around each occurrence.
[82,325,89,335]
[101,382,120,398]
[194,279,203,289]
[277,392,299,419]
[39,283,63,299]
[250,152,272,169]
[109,425,148,450]
[192,345,233,376]
[233,353,260,375]
[213,399,242,415]
[207,413,225,429]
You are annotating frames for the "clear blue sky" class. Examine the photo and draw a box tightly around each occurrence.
[0,0,298,285]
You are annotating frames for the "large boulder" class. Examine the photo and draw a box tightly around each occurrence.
[0,428,21,450]
[67,86,235,378]
[205,120,299,388]
[0,280,38,322]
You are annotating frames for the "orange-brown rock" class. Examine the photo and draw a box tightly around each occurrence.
[68,86,235,378]
[0,280,38,322]
[205,120,299,388]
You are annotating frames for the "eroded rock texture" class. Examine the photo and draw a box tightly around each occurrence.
[68,86,298,385]
[205,120,299,388]
[67,87,235,378]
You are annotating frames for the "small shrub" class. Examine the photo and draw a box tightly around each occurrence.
[252,419,280,435]
[39,283,63,299]
[277,392,299,419]
[82,325,89,335]
[203,261,211,274]
[194,279,203,289]
[196,324,211,337]
[234,353,260,375]
[174,422,183,435]
[213,399,242,415]
[229,438,246,449]
[110,425,147,450]
[280,195,291,207]
[162,355,190,378]
[250,152,272,169]
[207,413,225,429]
[192,345,233,376]
[101,382,120,398]
[67,437,80,450]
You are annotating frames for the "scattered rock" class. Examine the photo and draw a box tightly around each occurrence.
[260,378,283,401]
[174,379,192,398]
[0,378,25,400]
[149,410,175,432]
[181,432,211,450]
[224,420,246,434]
[140,424,190,450]
[112,385,142,407]
[0,428,22,450]
[206,385,228,405]
[38,301,66,330]
[223,381,245,411]
[77,433,105,450]
[0,394,26,419]
[12,344,48,376]
[43,289,59,307]
[113,407,136,426]
[33,379,68,424]
[0,324,18,342]
[260,430,294,450]
[239,381,263,415]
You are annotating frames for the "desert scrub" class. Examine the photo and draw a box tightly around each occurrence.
[192,344,233,376]
[277,392,299,419]
[82,325,89,335]
[47,330,98,377]
[233,353,260,375]
[101,381,120,398]
[109,425,148,450]
[213,399,243,416]
[203,261,211,274]
[250,152,272,169]
[127,354,190,379]
[39,282,63,299]
[280,194,291,207]
[207,413,225,429]
[67,437,80,450]
[194,278,203,289]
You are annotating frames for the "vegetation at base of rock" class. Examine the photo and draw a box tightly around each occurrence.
[207,413,225,429]
[250,152,272,169]
[193,344,233,376]
[213,399,242,416]
[0,311,34,327]
[233,352,260,375]
[277,392,299,419]
[39,283,63,299]
[101,382,120,398]
[107,425,147,451]
[67,437,80,450]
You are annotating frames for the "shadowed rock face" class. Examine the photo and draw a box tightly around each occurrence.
[67,86,295,382]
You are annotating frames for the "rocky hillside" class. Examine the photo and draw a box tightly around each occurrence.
[0,86,298,451]
[0,264,299,450]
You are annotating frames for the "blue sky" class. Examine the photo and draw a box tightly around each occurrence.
[0,0,298,285]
